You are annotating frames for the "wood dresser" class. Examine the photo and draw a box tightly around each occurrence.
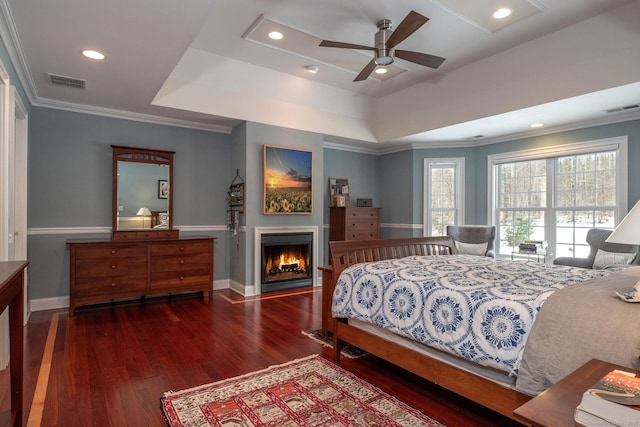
[68,236,214,316]
[329,207,381,241]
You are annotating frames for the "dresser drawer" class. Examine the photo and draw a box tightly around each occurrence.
[74,245,142,260]
[347,208,380,219]
[75,257,147,279]
[150,271,211,291]
[347,219,379,231]
[74,275,148,298]
[347,230,380,240]
[150,241,211,256]
[150,253,211,273]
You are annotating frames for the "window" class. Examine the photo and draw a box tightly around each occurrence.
[489,137,628,258]
[424,158,464,236]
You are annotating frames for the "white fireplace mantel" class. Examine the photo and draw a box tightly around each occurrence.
[254,226,319,294]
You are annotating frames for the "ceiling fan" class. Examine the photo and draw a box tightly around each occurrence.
[319,10,446,82]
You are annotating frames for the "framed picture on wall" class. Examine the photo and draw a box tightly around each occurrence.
[263,145,313,214]
[158,180,169,199]
[328,177,350,207]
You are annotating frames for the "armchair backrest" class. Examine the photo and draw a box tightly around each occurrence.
[585,228,640,266]
[446,225,496,257]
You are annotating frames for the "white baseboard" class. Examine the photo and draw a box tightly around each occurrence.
[28,278,319,313]
[30,296,69,312]
[30,279,232,313]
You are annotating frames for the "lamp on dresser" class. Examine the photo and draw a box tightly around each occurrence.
[136,207,151,228]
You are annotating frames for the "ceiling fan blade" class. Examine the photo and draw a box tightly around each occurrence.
[395,50,446,69]
[386,10,429,49]
[319,40,376,51]
[354,59,377,82]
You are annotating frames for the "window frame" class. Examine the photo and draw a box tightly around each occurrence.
[487,137,628,257]
[423,158,465,236]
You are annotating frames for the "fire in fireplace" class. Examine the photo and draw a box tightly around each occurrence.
[261,232,313,292]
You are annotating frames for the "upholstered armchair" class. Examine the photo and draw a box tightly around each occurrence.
[553,228,640,269]
[446,225,496,257]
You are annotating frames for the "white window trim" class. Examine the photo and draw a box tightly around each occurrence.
[487,137,629,227]
[423,158,465,236]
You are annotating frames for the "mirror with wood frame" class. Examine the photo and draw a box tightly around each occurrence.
[111,145,178,240]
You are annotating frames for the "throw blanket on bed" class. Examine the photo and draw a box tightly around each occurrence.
[332,255,614,375]
[516,266,640,395]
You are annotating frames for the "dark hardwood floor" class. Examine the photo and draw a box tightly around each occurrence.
[6,288,523,426]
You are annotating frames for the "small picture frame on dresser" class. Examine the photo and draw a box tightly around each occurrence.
[329,177,350,207]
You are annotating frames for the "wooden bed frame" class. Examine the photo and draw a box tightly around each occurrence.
[324,236,531,422]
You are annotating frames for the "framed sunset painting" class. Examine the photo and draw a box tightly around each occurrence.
[263,145,313,214]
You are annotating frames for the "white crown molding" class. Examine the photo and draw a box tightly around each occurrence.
[33,98,233,133]
[0,0,37,104]
[0,0,233,133]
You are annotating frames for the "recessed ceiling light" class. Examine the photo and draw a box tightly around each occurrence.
[375,67,388,74]
[531,123,544,128]
[305,65,319,74]
[81,49,106,60]
[493,8,512,19]
[268,31,283,40]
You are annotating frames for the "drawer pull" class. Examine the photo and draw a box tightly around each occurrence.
[179,276,185,280]
[179,260,185,265]
[110,250,116,255]
[111,264,117,269]
[179,247,186,252]
[110,283,116,287]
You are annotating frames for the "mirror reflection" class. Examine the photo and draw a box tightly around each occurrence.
[116,161,170,231]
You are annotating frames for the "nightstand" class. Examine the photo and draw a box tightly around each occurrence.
[513,359,637,427]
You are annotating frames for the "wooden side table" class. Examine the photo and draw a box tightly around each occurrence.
[513,359,637,426]
[0,261,28,427]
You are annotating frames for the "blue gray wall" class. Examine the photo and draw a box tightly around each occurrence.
[27,107,232,300]
[24,104,640,305]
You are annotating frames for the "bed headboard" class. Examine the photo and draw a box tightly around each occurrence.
[328,236,454,279]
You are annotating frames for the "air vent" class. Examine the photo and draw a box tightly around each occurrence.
[605,104,640,113]
[47,73,86,89]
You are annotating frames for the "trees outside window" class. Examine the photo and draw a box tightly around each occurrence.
[490,138,627,258]
[424,159,464,236]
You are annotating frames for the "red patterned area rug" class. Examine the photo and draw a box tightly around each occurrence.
[161,354,444,427]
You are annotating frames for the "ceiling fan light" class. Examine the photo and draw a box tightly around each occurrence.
[375,67,388,74]
[268,31,283,40]
[374,56,393,66]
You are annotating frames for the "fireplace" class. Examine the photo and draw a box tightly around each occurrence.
[261,232,313,293]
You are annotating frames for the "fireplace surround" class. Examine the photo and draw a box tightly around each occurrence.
[261,232,312,292]
[254,226,318,294]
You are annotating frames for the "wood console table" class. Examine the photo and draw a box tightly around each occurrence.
[0,261,28,427]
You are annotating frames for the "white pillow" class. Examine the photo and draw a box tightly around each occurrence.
[454,241,488,256]
[592,249,637,269]
[158,212,169,225]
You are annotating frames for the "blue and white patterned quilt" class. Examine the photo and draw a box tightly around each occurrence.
[331,255,615,375]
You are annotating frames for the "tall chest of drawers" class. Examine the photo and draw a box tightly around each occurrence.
[68,237,214,315]
[329,207,381,241]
